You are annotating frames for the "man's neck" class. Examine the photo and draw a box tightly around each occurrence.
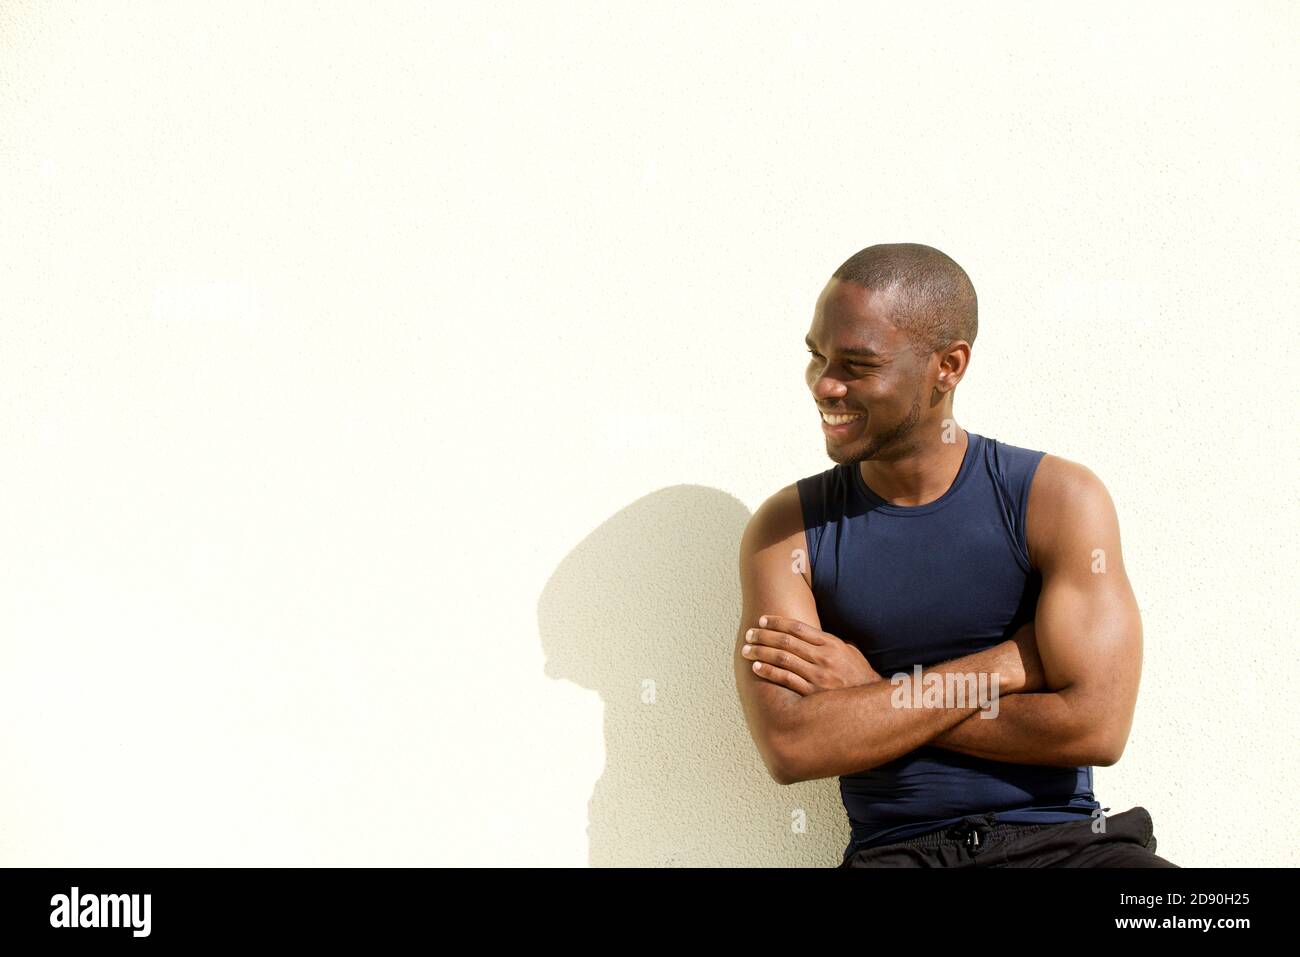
[858,426,969,507]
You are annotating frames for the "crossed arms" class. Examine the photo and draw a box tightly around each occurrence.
[733,455,1143,785]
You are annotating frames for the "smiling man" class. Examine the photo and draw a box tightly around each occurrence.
[733,243,1178,867]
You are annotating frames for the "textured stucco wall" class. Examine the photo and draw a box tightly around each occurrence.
[0,2,1294,866]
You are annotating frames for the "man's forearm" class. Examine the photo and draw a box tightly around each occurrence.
[774,643,1019,782]
[929,688,1104,766]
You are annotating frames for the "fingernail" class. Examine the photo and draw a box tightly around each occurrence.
[758,616,768,627]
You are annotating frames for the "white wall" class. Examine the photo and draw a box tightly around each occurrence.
[0,0,1294,866]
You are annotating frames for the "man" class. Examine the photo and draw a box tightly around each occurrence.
[733,243,1178,867]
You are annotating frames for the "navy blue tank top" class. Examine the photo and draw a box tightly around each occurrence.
[796,429,1100,861]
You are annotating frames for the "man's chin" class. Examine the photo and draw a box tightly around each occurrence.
[826,441,870,465]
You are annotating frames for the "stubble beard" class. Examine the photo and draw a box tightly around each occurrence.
[831,389,924,466]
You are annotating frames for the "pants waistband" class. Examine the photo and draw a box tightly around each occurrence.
[876,814,1070,850]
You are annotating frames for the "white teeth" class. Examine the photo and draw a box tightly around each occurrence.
[822,413,865,425]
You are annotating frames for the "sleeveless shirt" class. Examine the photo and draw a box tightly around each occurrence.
[795,429,1101,861]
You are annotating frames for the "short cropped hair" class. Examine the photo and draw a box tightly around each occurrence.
[831,243,978,358]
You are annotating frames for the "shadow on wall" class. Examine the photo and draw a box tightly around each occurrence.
[538,484,847,867]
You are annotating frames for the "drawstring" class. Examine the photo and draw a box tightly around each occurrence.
[948,815,994,848]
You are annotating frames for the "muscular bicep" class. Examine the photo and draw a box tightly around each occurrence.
[1029,458,1143,751]
[734,484,822,764]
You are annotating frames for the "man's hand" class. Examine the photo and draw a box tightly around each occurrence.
[1006,617,1047,693]
[742,614,881,695]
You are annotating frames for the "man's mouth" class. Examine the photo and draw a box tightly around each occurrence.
[820,410,867,436]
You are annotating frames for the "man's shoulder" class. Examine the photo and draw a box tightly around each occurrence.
[743,462,842,552]
[745,481,805,543]
[751,462,843,528]
[1031,452,1111,505]
[1025,451,1120,569]
[984,432,1107,498]
[981,431,1046,470]
[739,481,818,589]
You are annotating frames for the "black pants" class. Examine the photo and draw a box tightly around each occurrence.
[839,806,1179,868]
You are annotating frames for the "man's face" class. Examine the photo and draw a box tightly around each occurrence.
[804,278,932,465]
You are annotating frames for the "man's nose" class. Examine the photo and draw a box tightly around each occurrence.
[812,374,846,396]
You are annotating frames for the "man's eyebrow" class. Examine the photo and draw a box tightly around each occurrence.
[804,336,883,358]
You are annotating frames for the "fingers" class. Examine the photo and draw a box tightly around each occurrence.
[743,626,806,656]
[746,658,816,696]
[741,635,820,692]
[741,638,798,670]
[755,615,828,644]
